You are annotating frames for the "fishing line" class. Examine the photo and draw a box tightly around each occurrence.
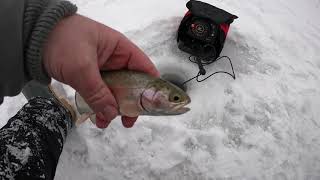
[182,56,236,85]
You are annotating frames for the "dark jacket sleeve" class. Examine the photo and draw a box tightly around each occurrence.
[0,0,77,103]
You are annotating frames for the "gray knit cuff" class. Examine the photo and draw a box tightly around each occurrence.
[25,0,77,84]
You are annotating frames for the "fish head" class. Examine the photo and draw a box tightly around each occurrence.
[141,79,191,115]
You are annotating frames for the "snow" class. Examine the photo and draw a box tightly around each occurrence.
[1,0,320,179]
[6,145,32,166]
[0,94,26,128]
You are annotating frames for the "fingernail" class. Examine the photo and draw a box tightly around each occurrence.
[121,116,137,128]
[123,121,133,128]
[96,112,106,122]
[96,112,109,129]
[102,105,118,121]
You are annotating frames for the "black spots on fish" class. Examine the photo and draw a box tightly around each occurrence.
[150,79,169,91]
[164,86,170,92]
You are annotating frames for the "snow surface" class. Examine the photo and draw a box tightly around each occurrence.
[1,0,320,179]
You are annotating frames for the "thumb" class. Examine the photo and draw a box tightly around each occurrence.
[73,64,118,126]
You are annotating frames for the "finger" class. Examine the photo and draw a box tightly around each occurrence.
[73,63,118,123]
[96,112,112,128]
[121,116,138,128]
[98,30,160,77]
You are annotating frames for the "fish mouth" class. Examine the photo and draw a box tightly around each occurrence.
[162,106,189,116]
[172,103,190,114]
[170,100,191,115]
[174,106,190,114]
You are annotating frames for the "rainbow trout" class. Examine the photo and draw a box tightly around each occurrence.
[75,70,191,123]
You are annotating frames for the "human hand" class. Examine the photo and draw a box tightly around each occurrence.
[43,14,159,128]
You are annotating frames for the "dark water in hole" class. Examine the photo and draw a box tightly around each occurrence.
[161,73,188,92]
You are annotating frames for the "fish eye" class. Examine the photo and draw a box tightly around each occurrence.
[170,93,182,102]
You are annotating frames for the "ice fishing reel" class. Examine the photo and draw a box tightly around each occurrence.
[177,0,238,84]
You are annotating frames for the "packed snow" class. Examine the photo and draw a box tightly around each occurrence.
[1,0,320,179]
